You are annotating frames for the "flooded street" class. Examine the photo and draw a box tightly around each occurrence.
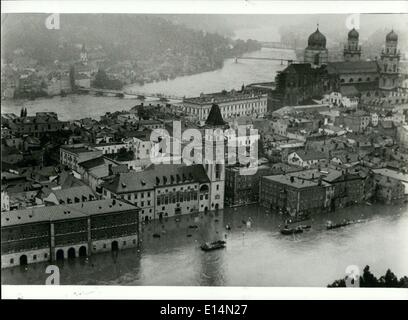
[2,203,407,286]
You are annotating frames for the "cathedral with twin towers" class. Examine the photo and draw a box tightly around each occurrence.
[302,25,406,106]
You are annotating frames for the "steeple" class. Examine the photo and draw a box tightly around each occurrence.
[379,29,400,91]
[205,104,227,127]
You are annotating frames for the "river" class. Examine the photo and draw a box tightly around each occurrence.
[1,48,294,121]
[2,203,407,286]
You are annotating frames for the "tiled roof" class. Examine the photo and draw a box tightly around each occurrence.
[1,199,137,227]
[50,185,96,203]
[327,61,379,74]
[264,174,327,189]
[293,150,327,161]
[102,163,210,194]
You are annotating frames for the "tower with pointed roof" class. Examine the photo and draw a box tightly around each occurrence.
[80,44,88,65]
[379,30,400,91]
[202,103,226,211]
[344,28,361,62]
[304,26,329,67]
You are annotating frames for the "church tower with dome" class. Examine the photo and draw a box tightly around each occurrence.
[379,30,400,91]
[344,28,361,62]
[304,26,329,67]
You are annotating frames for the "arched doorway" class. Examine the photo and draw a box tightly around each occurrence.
[56,249,64,261]
[19,255,28,266]
[144,216,149,223]
[111,241,119,251]
[79,246,87,257]
[67,247,76,259]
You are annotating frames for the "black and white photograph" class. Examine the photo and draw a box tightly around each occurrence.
[1,0,408,303]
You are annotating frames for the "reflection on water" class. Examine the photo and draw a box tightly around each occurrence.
[2,203,407,286]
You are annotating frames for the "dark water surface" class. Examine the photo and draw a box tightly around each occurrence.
[2,203,407,286]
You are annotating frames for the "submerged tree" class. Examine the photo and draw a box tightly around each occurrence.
[328,265,408,288]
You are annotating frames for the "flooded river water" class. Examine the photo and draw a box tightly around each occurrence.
[2,203,407,286]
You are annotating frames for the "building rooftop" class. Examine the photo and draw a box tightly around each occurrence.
[327,61,379,74]
[184,91,266,106]
[102,163,210,194]
[1,199,137,227]
[49,185,96,203]
[263,174,327,189]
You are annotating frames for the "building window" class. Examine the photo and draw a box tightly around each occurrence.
[10,258,14,264]
[123,241,126,246]
[33,255,37,260]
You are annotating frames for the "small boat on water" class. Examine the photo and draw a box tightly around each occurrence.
[280,226,303,235]
[200,240,226,251]
[326,220,352,230]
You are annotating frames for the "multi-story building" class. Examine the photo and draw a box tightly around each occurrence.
[225,164,274,206]
[1,199,139,268]
[101,163,224,222]
[182,91,267,121]
[372,168,408,203]
[259,173,333,216]
[288,168,366,209]
[60,143,102,172]
[343,111,371,133]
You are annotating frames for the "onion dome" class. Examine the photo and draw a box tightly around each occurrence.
[307,28,327,49]
[348,28,359,40]
[386,30,398,42]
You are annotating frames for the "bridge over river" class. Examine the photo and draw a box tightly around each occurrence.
[77,87,184,102]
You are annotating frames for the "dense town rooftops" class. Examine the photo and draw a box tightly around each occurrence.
[1,199,137,227]
[183,91,266,106]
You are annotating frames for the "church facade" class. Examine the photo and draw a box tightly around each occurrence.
[274,26,407,108]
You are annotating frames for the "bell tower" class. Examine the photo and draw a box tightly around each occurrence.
[203,104,227,210]
[379,30,400,91]
[344,28,361,62]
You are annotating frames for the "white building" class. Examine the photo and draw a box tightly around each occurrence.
[182,91,267,121]
[1,190,10,212]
